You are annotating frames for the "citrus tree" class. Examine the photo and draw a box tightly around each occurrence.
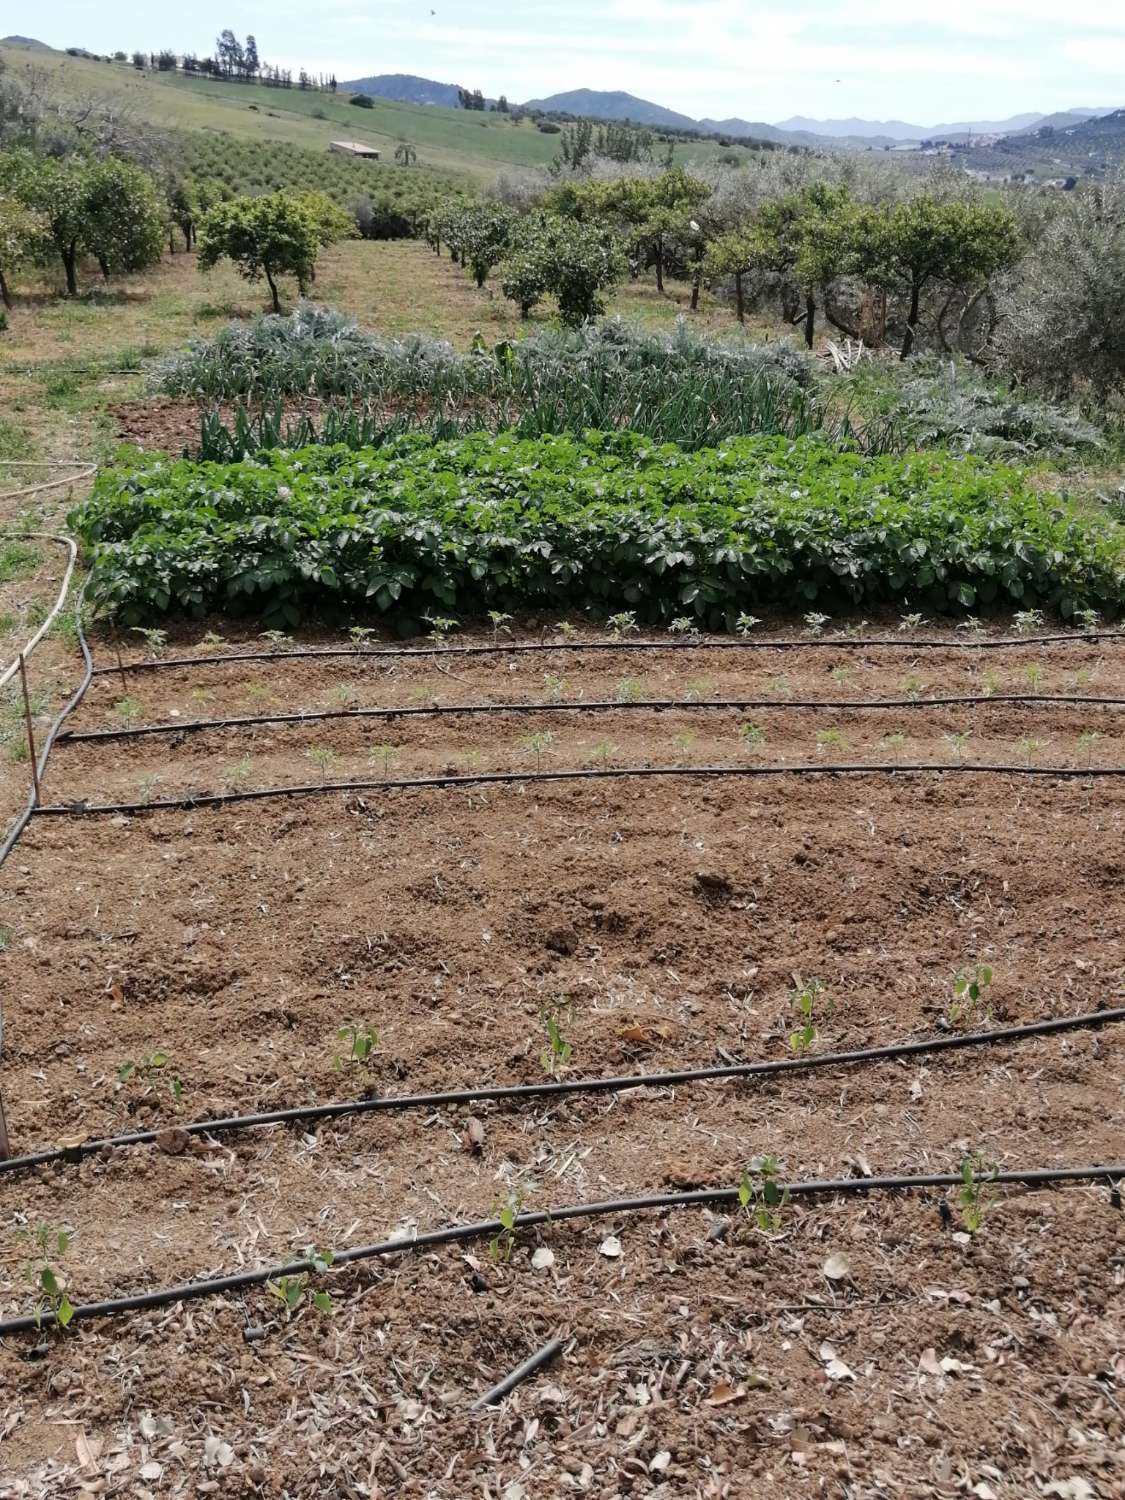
[0,193,46,308]
[197,192,327,311]
[501,216,626,324]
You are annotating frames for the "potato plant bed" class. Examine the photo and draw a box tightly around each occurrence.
[0,634,1123,1493]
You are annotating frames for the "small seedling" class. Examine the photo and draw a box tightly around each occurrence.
[555,620,578,641]
[1013,609,1045,636]
[20,1225,74,1331]
[830,665,850,688]
[267,1249,335,1316]
[684,677,713,702]
[348,625,375,645]
[424,615,459,642]
[979,669,1000,699]
[788,977,824,1053]
[898,613,928,633]
[767,673,791,698]
[956,1151,997,1234]
[334,683,358,706]
[190,688,213,707]
[737,721,765,749]
[589,739,617,768]
[902,674,926,702]
[882,730,906,762]
[606,611,637,640]
[943,730,971,762]
[112,697,142,724]
[543,672,566,701]
[1077,729,1104,767]
[336,1023,378,1066]
[306,745,338,780]
[956,617,984,635]
[669,616,699,640]
[671,732,696,760]
[487,610,513,641]
[489,1190,525,1262]
[225,756,253,787]
[259,629,292,647]
[1075,608,1101,632]
[616,678,644,704]
[518,730,554,772]
[201,630,226,647]
[802,612,830,639]
[1017,735,1045,768]
[735,613,760,636]
[948,963,993,1027]
[540,1002,575,1077]
[116,1052,183,1106]
[835,620,869,640]
[138,772,162,805]
[737,1155,790,1234]
[815,727,847,755]
[370,743,397,776]
[1024,663,1044,691]
[130,626,167,658]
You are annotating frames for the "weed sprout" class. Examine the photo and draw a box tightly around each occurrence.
[267,1249,335,1316]
[116,1052,182,1106]
[489,1189,525,1262]
[19,1224,74,1331]
[947,963,993,1027]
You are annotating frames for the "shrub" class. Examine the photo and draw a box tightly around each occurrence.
[74,432,1125,627]
[350,94,374,109]
[197,192,332,313]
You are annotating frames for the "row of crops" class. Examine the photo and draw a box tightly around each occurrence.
[72,432,1125,627]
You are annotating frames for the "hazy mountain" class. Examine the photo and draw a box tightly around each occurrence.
[343,73,468,108]
[775,112,1050,140]
[698,117,799,144]
[521,89,698,130]
[0,35,53,49]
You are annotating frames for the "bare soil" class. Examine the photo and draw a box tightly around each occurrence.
[1,630,1123,1498]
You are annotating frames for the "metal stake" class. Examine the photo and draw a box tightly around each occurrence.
[18,654,40,806]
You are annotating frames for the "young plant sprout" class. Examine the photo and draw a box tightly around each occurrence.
[835,620,870,639]
[616,677,644,703]
[489,1189,525,1263]
[669,616,699,640]
[589,739,617,769]
[957,1151,998,1234]
[979,669,1000,699]
[540,1002,575,1077]
[898,613,928,633]
[672,730,696,759]
[116,1051,183,1106]
[684,677,713,702]
[815,727,847,755]
[112,697,142,724]
[543,672,566,701]
[555,620,578,641]
[767,673,791,698]
[348,625,375,645]
[487,610,513,641]
[830,665,850,688]
[201,630,226,647]
[334,683,358,706]
[336,1022,378,1067]
[1017,735,1045,767]
[20,1224,74,1331]
[267,1249,335,1316]
[943,730,971,762]
[882,730,907,762]
[130,626,168,658]
[305,745,338,780]
[259,629,292,646]
[902,674,926,702]
[1024,663,1044,691]
[737,720,766,750]
[1072,667,1094,692]
[789,977,824,1053]
[737,1155,790,1234]
[138,772,162,805]
[1075,608,1100,632]
[1077,729,1104,767]
[956,617,984,635]
[225,756,253,787]
[459,748,483,774]
[424,615,459,642]
[190,687,213,707]
[518,729,554,772]
[1013,609,1045,636]
[948,963,993,1027]
[735,613,760,637]
[606,611,638,640]
[370,743,397,777]
[802,612,830,639]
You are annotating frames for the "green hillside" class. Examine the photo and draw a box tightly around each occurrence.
[0,41,738,183]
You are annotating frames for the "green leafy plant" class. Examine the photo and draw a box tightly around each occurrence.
[1013,609,1045,635]
[1076,729,1104,767]
[129,627,167,657]
[116,1051,183,1106]
[540,1002,575,1077]
[788,977,824,1053]
[902,674,926,702]
[543,672,566,701]
[487,610,513,641]
[370,743,398,776]
[735,613,760,636]
[882,730,907,762]
[336,1022,378,1067]
[957,1151,998,1234]
[19,1225,74,1331]
[669,616,700,640]
[424,615,459,642]
[1024,663,1044,691]
[112,697,142,724]
[737,1155,790,1234]
[305,745,338,780]
[588,738,617,768]
[943,730,971,762]
[607,612,638,640]
[979,669,1001,698]
[737,721,766,750]
[802,612,830,638]
[815,727,847,756]
[489,1190,525,1262]
[266,1249,335,1316]
[948,963,993,1027]
[898,612,928,632]
[518,730,554,772]
[1017,735,1045,767]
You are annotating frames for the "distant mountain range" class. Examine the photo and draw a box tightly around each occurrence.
[344,74,1120,150]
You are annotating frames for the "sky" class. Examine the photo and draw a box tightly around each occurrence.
[9,0,1125,126]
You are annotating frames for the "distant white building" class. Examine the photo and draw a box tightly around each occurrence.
[328,141,381,160]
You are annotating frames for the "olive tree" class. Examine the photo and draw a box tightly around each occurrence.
[197,192,326,312]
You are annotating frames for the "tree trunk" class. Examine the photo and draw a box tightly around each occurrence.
[62,243,78,296]
[935,289,958,353]
[654,243,664,294]
[97,255,110,281]
[824,292,860,338]
[803,292,815,350]
[264,264,280,313]
[0,266,11,310]
[169,228,177,254]
[900,279,922,359]
[734,271,744,324]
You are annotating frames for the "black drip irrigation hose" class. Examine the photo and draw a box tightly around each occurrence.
[3,1006,1120,1181]
[471,1337,565,1410]
[31,759,1125,819]
[2,1163,1120,1335]
[90,628,1125,678]
[58,692,1125,745]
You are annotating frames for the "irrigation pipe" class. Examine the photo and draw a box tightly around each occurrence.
[0,465,95,508]
[58,692,1125,745]
[471,1338,565,1410]
[0,533,79,692]
[32,759,1125,819]
[0,1006,1120,1180]
[2,1163,1120,1335]
[90,629,1125,677]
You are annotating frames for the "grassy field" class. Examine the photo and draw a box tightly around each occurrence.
[0,41,736,183]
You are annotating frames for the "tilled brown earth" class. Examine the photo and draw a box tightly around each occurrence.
[0,630,1123,1497]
